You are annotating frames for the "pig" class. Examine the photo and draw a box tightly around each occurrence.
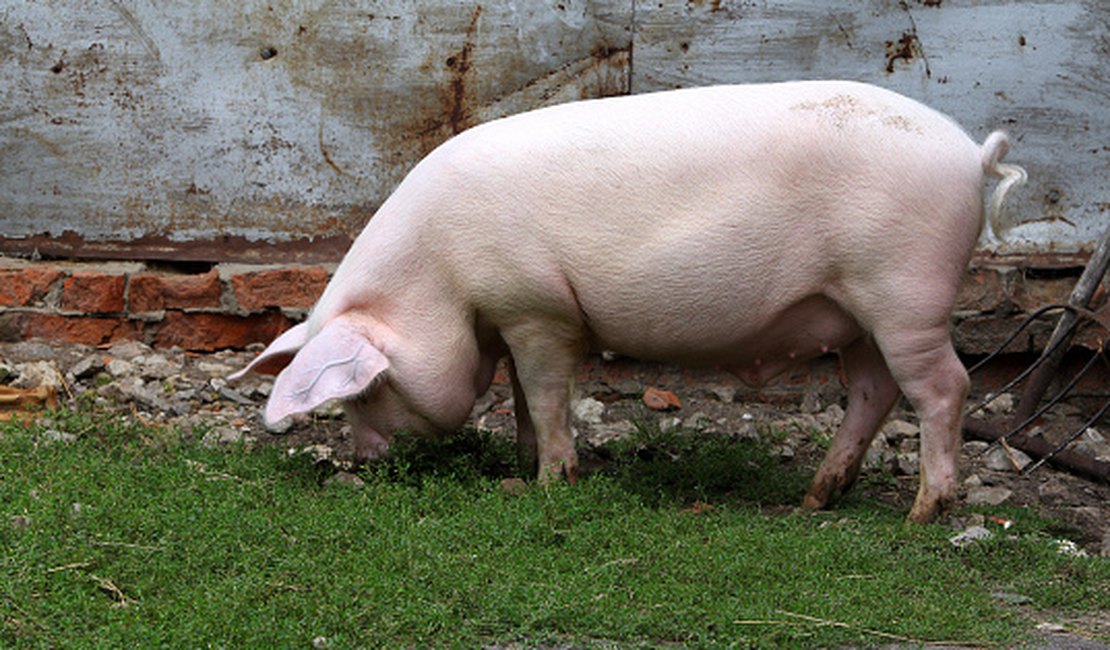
[232,80,1026,523]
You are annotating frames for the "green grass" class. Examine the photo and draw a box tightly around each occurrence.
[2,409,1107,648]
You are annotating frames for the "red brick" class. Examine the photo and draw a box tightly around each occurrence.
[153,311,292,351]
[957,267,1009,313]
[0,267,62,307]
[642,386,682,411]
[230,266,329,311]
[1011,274,1076,312]
[0,312,141,346]
[129,269,222,312]
[60,272,126,313]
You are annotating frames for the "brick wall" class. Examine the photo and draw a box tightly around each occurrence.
[0,255,1097,353]
[0,258,331,351]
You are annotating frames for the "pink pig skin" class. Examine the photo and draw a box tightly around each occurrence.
[233,80,1026,524]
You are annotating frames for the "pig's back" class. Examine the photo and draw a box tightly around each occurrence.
[394,81,987,363]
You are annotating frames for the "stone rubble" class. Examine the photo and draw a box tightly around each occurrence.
[983,443,1034,472]
[966,485,1015,506]
[571,397,606,425]
[5,338,1106,481]
[1075,427,1110,462]
[949,525,993,548]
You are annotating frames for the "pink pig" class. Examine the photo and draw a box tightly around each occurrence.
[233,80,1026,523]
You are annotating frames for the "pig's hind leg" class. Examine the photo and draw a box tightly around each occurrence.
[832,288,967,523]
[877,327,967,524]
[507,357,539,476]
[803,336,900,511]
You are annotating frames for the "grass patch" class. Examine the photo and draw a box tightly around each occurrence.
[2,409,1107,648]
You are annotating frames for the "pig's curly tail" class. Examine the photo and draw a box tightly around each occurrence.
[981,131,1028,240]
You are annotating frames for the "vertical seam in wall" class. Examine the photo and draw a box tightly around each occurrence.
[629,0,636,94]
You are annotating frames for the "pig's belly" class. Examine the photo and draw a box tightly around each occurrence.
[592,294,863,387]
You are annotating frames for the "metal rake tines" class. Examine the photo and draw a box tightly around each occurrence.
[970,342,1108,461]
[1023,390,1110,475]
[963,221,1110,480]
[963,303,1086,418]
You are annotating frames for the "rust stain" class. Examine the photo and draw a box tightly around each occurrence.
[686,0,724,12]
[887,3,931,77]
[18,22,33,50]
[0,230,354,264]
[5,3,639,266]
[972,250,1093,270]
[49,43,109,101]
[582,46,631,99]
[445,5,483,136]
[885,32,920,73]
[1020,186,1077,229]
[318,116,347,176]
[370,5,493,169]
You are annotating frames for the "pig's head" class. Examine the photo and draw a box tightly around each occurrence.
[231,316,476,460]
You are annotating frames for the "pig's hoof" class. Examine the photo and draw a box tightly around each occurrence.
[906,505,936,525]
[499,477,529,496]
[801,474,849,511]
[906,493,955,525]
[537,457,579,485]
[800,493,828,511]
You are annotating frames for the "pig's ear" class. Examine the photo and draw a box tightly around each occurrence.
[264,320,390,425]
[229,322,313,379]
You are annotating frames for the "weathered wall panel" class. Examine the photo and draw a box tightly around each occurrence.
[634,0,1108,253]
[0,0,1105,262]
[0,0,631,262]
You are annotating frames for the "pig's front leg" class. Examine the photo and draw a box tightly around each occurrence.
[344,402,393,463]
[353,428,392,462]
[502,322,584,483]
[803,336,900,510]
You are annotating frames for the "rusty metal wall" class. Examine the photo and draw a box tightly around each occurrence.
[0,1,1104,263]
[633,0,1109,256]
